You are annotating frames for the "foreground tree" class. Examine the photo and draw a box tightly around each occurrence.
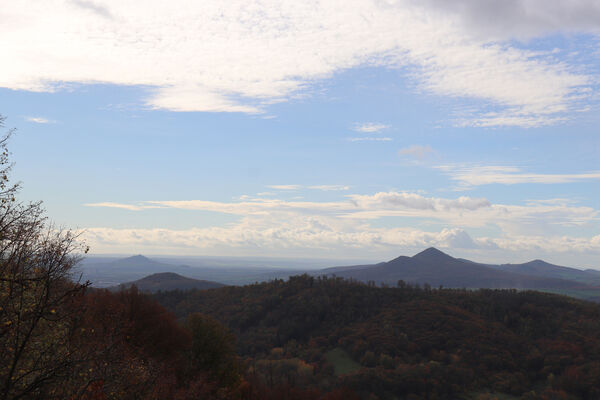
[0,117,88,399]
[186,313,242,389]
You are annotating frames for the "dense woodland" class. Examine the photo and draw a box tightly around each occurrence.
[153,276,600,399]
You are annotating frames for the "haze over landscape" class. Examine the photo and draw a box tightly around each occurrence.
[79,248,600,302]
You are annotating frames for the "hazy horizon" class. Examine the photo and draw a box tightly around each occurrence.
[82,247,600,271]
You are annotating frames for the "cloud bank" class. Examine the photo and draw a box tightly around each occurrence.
[83,191,599,260]
[82,223,600,262]
[1,0,596,126]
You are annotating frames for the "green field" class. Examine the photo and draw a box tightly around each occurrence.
[324,348,362,376]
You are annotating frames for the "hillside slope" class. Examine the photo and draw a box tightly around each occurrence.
[113,272,224,292]
[154,275,600,399]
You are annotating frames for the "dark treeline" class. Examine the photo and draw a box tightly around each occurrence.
[154,275,600,399]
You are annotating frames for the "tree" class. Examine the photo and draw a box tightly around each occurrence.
[69,287,197,400]
[185,312,241,389]
[0,116,89,399]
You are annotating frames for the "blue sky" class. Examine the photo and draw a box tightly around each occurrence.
[1,0,599,266]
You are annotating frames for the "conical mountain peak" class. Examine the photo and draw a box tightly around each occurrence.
[412,247,454,261]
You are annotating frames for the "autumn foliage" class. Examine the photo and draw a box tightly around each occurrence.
[154,275,600,399]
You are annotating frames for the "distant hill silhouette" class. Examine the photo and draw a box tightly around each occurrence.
[101,254,187,271]
[323,247,590,289]
[79,254,311,287]
[491,259,600,285]
[80,250,600,296]
[79,255,195,287]
[112,272,225,293]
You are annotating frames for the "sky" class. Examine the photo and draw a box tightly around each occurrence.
[0,0,599,267]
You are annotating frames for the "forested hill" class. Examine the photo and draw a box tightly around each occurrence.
[154,275,600,399]
[110,272,224,292]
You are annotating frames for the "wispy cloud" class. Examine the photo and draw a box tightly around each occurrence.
[267,184,302,190]
[85,202,145,211]
[309,185,350,191]
[265,185,351,192]
[25,116,54,124]
[437,165,600,187]
[399,145,434,159]
[84,191,597,231]
[525,198,579,206]
[352,122,389,133]
[1,1,594,125]
[348,137,393,142]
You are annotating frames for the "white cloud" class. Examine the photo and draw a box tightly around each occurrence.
[81,223,600,259]
[81,224,476,254]
[85,202,144,211]
[84,191,596,232]
[309,185,351,191]
[437,165,600,187]
[265,185,350,192]
[25,116,54,124]
[0,0,594,126]
[488,234,600,254]
[142,198,351,215]
[399,145,434,159]
[352,122,390,133]
[348,137,393,142]
[525,198,578,206]
[267,184,302,190]
[81,191,599,261]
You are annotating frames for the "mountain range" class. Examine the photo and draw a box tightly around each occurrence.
[322,247,600,290]
[80,249,600,299]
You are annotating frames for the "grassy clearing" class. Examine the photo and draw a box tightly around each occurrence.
[324,347,362,376]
